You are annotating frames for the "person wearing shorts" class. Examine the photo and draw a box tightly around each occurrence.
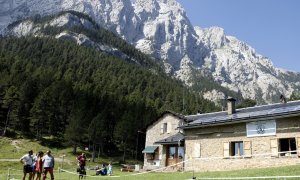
[42,150,55,180]
[20,150,33,180]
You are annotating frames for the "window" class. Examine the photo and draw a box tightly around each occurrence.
[178,147,184,159]
[231,142,244,156]
[167,146,185,159]
[161,123,167,134]
[146,148,159,160]
[163,123,167,133]
[154,148,159,159]
[279,138,297,156]
[224,141,251,158]
[169,147,176,159]
[143,146,159,160]
[146,154,154,160]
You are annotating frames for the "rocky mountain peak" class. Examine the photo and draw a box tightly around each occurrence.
[195,26,226,49]
[134,0,160,15]
[1,0,299,104]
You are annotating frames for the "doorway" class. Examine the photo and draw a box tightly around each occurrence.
[166,145,184,167]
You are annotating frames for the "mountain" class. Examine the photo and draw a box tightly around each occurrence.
[4,10,163,71]
[1,0,299,104]
[0,35,220,151]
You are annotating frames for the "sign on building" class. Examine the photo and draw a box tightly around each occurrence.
[246,120,276,137]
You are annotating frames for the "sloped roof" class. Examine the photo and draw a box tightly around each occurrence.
[182,100,300,129]
[145,111,186,130]
[154,132,184,145]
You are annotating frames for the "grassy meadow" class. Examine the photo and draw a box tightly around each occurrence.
[1,137,300,180]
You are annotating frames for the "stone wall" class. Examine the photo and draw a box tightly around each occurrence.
[184,116,300,171]
[143,113,183,170]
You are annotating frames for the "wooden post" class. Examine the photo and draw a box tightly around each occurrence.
[60,155,65,170]
[6,168,10,180]
[58,167,61,180]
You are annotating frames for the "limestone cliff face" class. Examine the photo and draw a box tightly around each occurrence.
[1,0,300,103]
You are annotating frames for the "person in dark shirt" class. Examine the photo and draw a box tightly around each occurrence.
[96,164,107,176]
[77,153,87,170]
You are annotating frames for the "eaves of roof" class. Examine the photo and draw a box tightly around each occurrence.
[154,132,185,145]
[181,111,300,129]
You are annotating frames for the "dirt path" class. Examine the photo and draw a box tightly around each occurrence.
[0,159,19,162]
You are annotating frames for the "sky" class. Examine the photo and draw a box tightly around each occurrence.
[177,0,300,72]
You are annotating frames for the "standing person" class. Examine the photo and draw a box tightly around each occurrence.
[35,151,44,180]
[77,152,87,178]
[20,150,33,180]
[31,153,38,180]
[77,153,86,170]
[107,162,112,176]
[42,150,55,180]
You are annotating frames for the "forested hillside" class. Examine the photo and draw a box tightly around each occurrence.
[5,10,244,105]
[0,37,219,159]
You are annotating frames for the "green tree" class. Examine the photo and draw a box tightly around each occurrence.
[236,99,257,109]
[88,113,109,162]
[114,112,136,162]
[289,91,300,101]
[1,86,20,136]
[30,90,50,139]
[64,109,88,154]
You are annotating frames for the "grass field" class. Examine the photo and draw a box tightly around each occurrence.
[3,164,300,180]
[1,137,300,180]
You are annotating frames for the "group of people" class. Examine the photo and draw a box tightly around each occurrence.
[95,163,112,176]
[21,150,112,179]
[20,150,55,180]
[76,152,113,176]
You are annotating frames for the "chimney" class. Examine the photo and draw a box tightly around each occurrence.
[227,97,236,115]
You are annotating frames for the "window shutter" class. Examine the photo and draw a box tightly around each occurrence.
[167,122,172,133]
[192,143,201,158]
[243,141,252,158]
[270,138,278,157]
[160,124,164,134]
[297,137,300,157]
[154,147,159,159]
[223,142,230,158]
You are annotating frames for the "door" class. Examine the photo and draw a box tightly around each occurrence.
[166,146,184,168]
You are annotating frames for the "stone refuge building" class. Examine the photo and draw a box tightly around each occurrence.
[142,111,186,170]
[142,98,300,171]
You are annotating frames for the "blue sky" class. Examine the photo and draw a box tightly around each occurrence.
[177,0,300,72]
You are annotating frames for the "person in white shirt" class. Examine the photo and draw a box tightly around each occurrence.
[107,162,113,176]
[31,153,38,180]
[20,150,33,180]
[42,150,55,180]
